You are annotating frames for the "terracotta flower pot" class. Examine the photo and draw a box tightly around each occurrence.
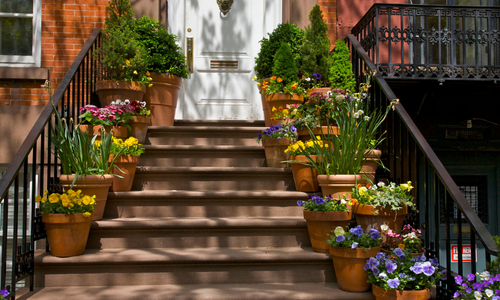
[144,73,182,126]
[79,124,128,140]
[261,138,290,168]
[317,174,366,199]
[361,149,382,182]
[128,116,151,144]
[59,174,113,221]
[329,246,382,292]
[109,155,140,192]
[266,93,303,123]
[306,87,332,95]
[258,78,272,127]
[96,80,146,107]
[353,204,409,234]
[42,213,93,257]
[303,209,351,253]
[290,155,319,192]
[372,285,431,300]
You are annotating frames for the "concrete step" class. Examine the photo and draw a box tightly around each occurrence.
[19,283,375,300]
[34,247,334,287]
[104,190,308,218]
[139,145,266,167]
[132,167,295,191]
[87,217,311,249]
[174,120,266,127]
[145,126,265,146]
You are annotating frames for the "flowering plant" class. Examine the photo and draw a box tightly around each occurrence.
[0,288,8,300]
[270,104,299,123]
[35,189,96,217]
[380,224,423,254]
[366,247,443,290]
[255,123,297,143]
[291,91,338,130]
[351,181,416,212]
[108,136,145,156]
[285,138,327,156]
[454,271,500,299]
[78,104,134,128]
[301,73,325,90]
[113,99,151,117]
[297,194,350,212]
[327,225,382,249]
[260,76,307,96]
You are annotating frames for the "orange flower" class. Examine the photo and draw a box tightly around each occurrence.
[278,106,283,112]
[366,183,372,188]
[350,198,358,205]
[125,60,131,66]
[262,85,268,91]
[357,184,362,189]
[262,81,268,86]
[271,76,277,81]
[398,244,406,250]
[291,83,298,89]
[277,77,283,83]
[146,71,150,76]
[270,117,275,121]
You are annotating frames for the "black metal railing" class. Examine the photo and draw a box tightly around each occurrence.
[347,33,498,299]
[0,29,101,299]
[352,4,500,82]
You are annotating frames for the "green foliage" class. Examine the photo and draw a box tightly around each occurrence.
[328,225,382,249]
[254,23,305,80]
[133,16,189,79]
[352,181,416,212]
[488,236,500,274]
[301,5,331,86]
[329,40,356,92]
[272,42,299,84]
[36,190,96,216]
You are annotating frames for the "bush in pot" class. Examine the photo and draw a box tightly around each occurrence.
[329,39,356,92]
[133,16,189,126]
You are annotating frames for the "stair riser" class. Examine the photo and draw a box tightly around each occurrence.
[139,152,266,167]
[104,199,304,218]
[146,134,260,146]
[133,174,295,191]
[35,262,335,286]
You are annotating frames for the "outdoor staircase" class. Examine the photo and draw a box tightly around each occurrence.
[25,120,375,300]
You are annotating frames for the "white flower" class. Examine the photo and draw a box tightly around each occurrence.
[358,110,364,115]
[124,99,130,104]
[379,272,387,279]
[364,116,370,121]
[335,94,345,102]
[340,199,347,205]
[475,291,483,300]
[353,112,359,118]
[362,92,367,99]
[380,224,389,231]
[485,289,494,297]
[378,182,385,187]
[480,271,491,281]
[305,77,311,81]
[326,91,332,97]
[110,101,116,105]
[141,101,147,107]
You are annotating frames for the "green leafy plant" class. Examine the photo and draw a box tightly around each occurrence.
[35,189,96,217]
[329,39,356,92]
[134,16,189,79]
[297,194,350,212]
[351,181,416,212]
[488,236,500,274]
[291,91,337,130]
[301,5,331,87]
[328,225,382,249]
[254,23,305,81]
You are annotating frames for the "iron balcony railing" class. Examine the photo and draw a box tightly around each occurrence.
[0,29,101,299]
[352,4,500,82]
[346,33,498,299]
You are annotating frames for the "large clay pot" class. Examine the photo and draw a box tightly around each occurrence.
[303,209,351,253]
[290,155,319,192]
[317,174,366,199]
[258,78,272,127]
[79,124,128,140]
[306,87,332,95]
[42,213,93,257]
[361,149,382,183]
[128,116,151,144]
[109,155,139,192]
[372,285,431,300]
[144,73,182,126]
[96,80,146,107]
[59,174,113,221]
[297,126,339,142]
[261,138,290,168]
[266,93,303,123]
[353,204,409,234]
[329,246,382,292]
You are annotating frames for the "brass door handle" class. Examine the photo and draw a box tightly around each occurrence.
[187,37,193,73]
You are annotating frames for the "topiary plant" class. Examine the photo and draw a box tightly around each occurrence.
[133,16,189,79]
[329,39,356,92]
[254,23,305,81]
[301,5,331,87]
[272,42,299,84]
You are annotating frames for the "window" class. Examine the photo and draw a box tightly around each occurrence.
[0,0,41,67]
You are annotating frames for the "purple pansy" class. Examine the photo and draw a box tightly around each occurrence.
[385,259,397,274]
[336,235,345,243]
[387,278,400,289]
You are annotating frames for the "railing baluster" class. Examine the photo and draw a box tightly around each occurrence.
[11,176,19,296]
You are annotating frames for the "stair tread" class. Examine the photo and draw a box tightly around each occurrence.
[135,166,291,173]
[92,217,306,229]
[142,145,263,151]
[35,247,330,264]
[108,190,309,198]
[18,283,375,300]
[173,119,266,127]
[148,126,267,132]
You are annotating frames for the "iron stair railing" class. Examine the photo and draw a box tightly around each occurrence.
[346,33,498,299]
[0,29,101,299]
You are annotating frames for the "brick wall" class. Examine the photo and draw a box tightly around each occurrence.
[318,0,337,49]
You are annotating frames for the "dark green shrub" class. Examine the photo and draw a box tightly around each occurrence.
[488,235,500,274]
[134,16,189,79]
[254,23,304,80]
[301,5,331,86]
[272,42,299,84]
[329,39,356,92]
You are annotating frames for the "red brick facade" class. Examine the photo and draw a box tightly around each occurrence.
[318,0,337,49]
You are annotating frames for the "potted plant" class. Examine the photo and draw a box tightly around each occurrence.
[351,181,416,234]
[453,271,500,300]
[380,224,424,256]
[255,123,297,168]
[78,103,133,139]
[298,195,351,253]
[35,189,96,257]
[300,5,332,94]
[107,136,145,191]
[107,99,152,144]
[327,225,383,292]
[94,0,151,107]
[329,39,356,92]
[285,139,324,192]
[134,16,189,126]
[254,23,304,126]
[366,247,443,300]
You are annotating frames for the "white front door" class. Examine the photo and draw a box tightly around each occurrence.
[168,0,281,120]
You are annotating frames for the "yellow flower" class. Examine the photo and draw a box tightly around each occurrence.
[125,60,131,66]
[124,137,139,147]
[271,107,277,112]
[60,194,70,207]
[334,226,345,236]
[282,109,289,116]
[83,212,92,218]
[252,76,257,81]
[148,84,153,88]
[48,193,59,204]
[359,186,368,196]
[67,189,76,198]
[82,195,92,206]
[35,195,42,202]
[94,140,101,148]
[44,190,49,196]
[133,70,138,75]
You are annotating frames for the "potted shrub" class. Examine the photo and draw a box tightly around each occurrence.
[134,16,189,126]
[327,225,383,292]
[35,189,96,257]
[254,23,304,126]
[329,39,356,92]
[107,136,145,192]
[78,103,133,140]
[366,247,443,300]
[255,123,297,168]
[94,0,151,107]
[300,5,332,94]
[351,181,416,234]
[298,195,351,253]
